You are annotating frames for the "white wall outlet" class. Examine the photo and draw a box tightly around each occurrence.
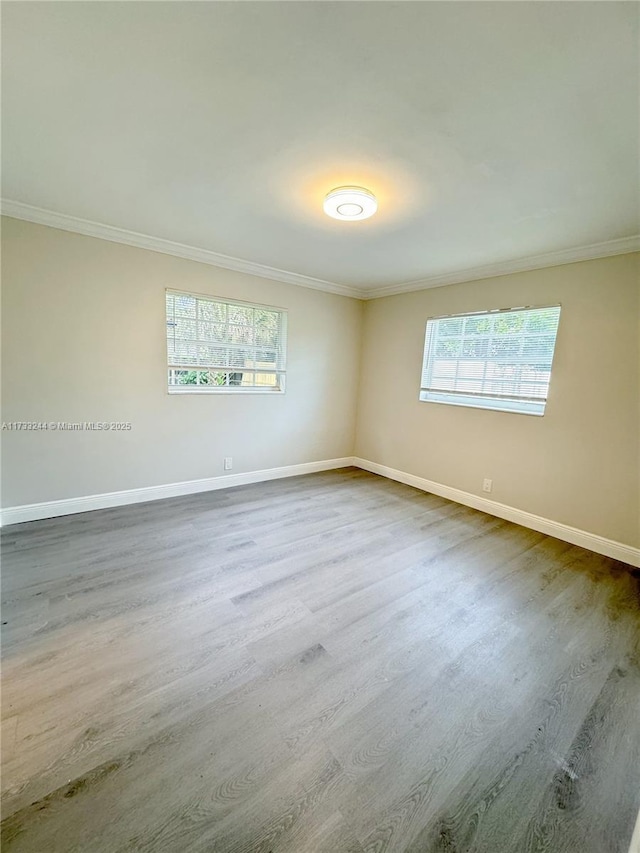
[224,457,233,471]
[482,478,493,493]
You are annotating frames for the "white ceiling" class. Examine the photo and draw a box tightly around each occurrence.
[2,2,638,297]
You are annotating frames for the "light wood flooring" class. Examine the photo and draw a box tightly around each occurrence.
[1,468,639,852]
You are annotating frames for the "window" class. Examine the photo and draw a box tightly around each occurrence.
[166,290,287,393]
[420,305,561,416]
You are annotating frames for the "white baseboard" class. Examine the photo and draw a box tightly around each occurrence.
[353,457,640,568]
[3,456,638,568]
[0,457,355,527]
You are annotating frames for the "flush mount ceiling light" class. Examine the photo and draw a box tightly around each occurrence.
[323,186,377,221]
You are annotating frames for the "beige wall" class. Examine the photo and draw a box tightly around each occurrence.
[0,217,363,506]
[2,218,638,550]
[355,253,640,548]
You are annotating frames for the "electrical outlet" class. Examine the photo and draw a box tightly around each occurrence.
[224,457,233,471]
[482,478,492,493]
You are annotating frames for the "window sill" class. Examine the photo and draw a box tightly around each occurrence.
[168,387,285,395]
[419,391,545,416]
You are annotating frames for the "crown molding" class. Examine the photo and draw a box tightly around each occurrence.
[0,199,363,300]
[361,234,640,299]
[3,198,637,302]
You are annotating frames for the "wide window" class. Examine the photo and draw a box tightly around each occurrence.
[420,305,561,416]
[166,290,287,393]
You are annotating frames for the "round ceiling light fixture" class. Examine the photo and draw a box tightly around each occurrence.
[323,186,377,221]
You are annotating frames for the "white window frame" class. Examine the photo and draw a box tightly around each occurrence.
[166,289,287,394]
[419,304,561,416]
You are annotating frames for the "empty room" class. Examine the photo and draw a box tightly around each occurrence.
[1,2,639,852]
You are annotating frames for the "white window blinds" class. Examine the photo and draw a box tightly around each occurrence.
[420,305,561,416]
[166,290,287,393]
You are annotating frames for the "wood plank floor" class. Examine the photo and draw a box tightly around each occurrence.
[2,468,639,853]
